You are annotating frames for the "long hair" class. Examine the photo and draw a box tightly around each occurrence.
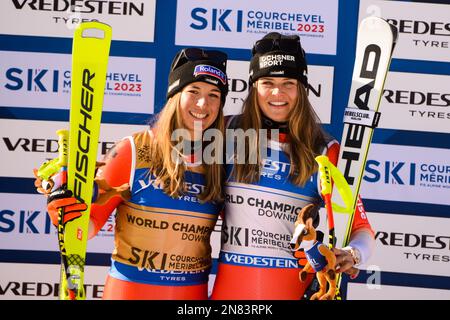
[232,83,326,186]
[148,92,224,202]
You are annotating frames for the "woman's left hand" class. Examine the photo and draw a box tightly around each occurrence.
[332,248,360,279]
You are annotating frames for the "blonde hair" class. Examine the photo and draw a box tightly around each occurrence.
[232,83,325,186]
[148,92,224,202]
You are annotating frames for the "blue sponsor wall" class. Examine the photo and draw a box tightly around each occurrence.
[1,0,449,299]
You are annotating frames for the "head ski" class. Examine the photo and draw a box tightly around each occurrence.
[331,16,397,299]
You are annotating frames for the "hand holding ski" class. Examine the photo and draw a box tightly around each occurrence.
[315,156,359,278]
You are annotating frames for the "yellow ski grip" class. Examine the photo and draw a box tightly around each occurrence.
[315,155,354,214]
[315,155,332,196]
[56,129,68,167]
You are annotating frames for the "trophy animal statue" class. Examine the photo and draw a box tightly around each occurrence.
[290,204,337,300]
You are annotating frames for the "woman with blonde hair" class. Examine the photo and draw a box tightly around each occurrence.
[36,48,228,299]
[211,32,374,299]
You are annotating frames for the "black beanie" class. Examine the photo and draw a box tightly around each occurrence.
[249,32,308,87]
[167,48,228,103]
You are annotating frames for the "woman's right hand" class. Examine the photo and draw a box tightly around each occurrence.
[46,187,87,226]
[33,167,87,226]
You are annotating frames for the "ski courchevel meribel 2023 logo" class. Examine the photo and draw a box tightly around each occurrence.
[364,159,450,189]
[364,160,450,189]
[4,67,144,97]
[189,6,327,36]
[176,1,338,54]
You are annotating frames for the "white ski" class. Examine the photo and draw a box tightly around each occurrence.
[333,16,397,249]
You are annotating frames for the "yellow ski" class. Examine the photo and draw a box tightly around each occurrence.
[59,22,112,300]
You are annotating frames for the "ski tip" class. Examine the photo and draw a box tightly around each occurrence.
[75,22,112,41]
[359,16,397,50]
[360,16,389,32]
[360,16,398,39]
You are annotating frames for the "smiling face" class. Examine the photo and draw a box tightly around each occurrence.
[256,77,299,122]
[179,81,222,138]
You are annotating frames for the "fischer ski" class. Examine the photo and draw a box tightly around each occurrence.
[331,16,397,299]
[58,22,112,300]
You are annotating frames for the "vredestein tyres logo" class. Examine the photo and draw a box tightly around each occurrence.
[375,230,450,264]
[380,74,450,127]
[10,0,145,16]
[383,88,450,108]
[1,135,114,155]
[386,18,450,49]
[3,1,156,42]
[360,0,450,62]
[0,279,105,298]
[341,44,381,186]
